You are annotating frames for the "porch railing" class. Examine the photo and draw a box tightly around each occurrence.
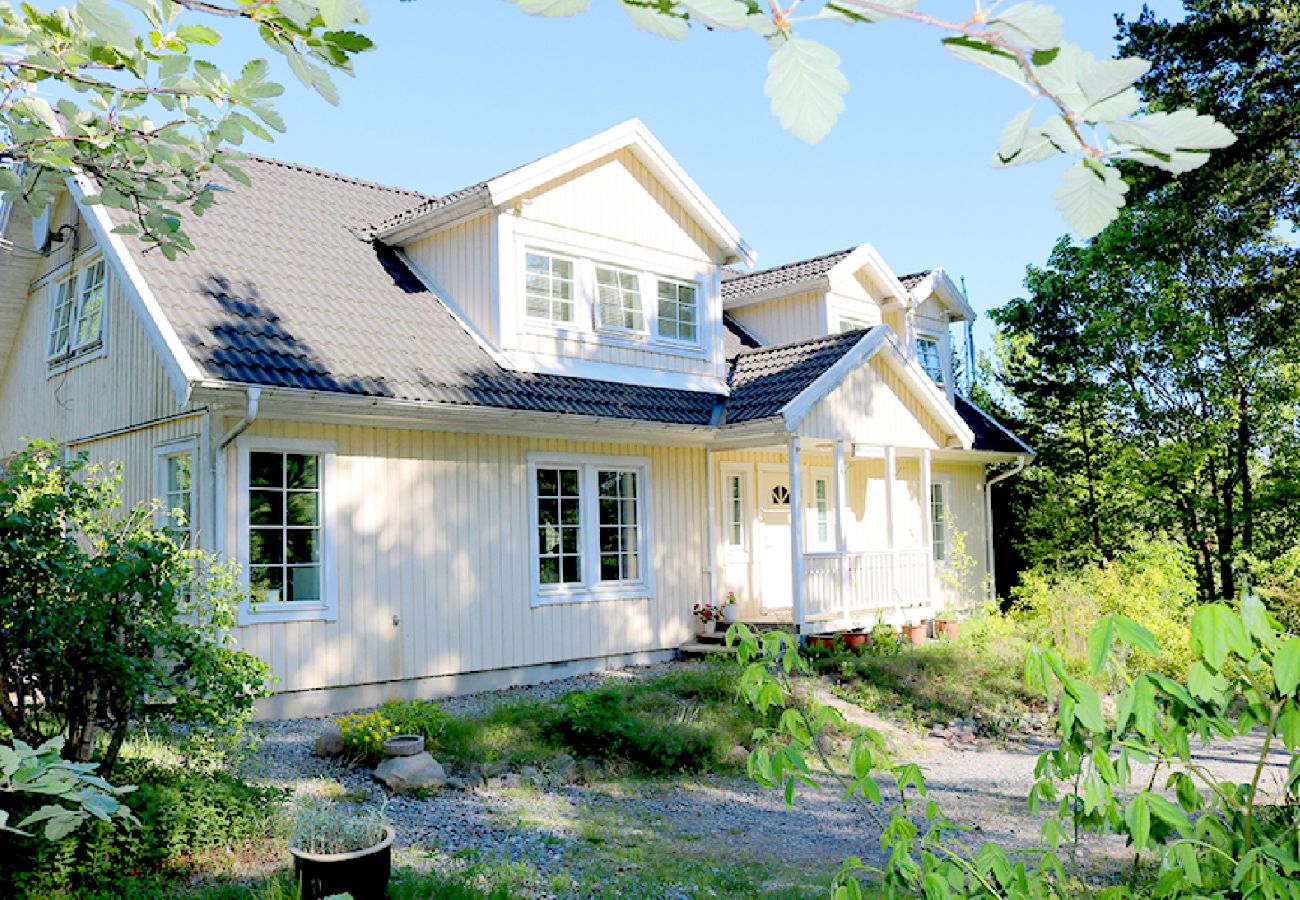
[804,549,931,622]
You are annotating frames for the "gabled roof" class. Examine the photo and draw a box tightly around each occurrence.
[725,330,866,424]
[721,247,855,301]
[368,120,755,266]
[721,242,910,308]
[899,270,931,290]
[904,267,976,322]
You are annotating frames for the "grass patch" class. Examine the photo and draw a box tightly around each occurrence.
[809,629,1040,733]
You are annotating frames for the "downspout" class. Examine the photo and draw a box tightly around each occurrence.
[219,387,262,450]
[213,387,262,562]
[984,454,1029,603]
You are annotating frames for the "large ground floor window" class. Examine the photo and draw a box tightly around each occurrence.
[529,453,653,605]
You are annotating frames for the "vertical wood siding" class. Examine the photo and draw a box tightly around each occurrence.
[403,214,497,345]
[797,357,947,449]
[726,291,825,346]
[0,264,187,454]
[223,421,706,694]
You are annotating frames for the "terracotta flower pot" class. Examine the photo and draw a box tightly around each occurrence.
[935,618,960,641]
[290,826,394,900]
[905,622,928,645]
[808,635,837,650]
[840,632,869,651]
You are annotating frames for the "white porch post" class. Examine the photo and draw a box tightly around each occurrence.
[884,445,899,620]
[705,449,719,620]
[920,447,934,619]
[833,440,849,616]
[788,435,806,634]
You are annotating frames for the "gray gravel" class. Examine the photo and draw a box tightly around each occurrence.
[243,660,1294,892]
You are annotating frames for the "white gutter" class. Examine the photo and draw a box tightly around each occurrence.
[984,455,1029,603]
[218,387,262,450]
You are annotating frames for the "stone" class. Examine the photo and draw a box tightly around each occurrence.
[519,765,543,787]
[312,723,345,758]
[550,754,579,785]
[374,752,446,793]
[445,776,470,791]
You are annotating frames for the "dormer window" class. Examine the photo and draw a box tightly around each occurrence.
[594,265,645,334]
[46,257,107,369]
[656,279,697,343]
[525,252,576,324]
[917,336,945,386]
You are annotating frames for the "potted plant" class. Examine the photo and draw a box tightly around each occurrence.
[692,591,736,634]
[933,609,961,641]
[903,620,928,645]
[288,798,394,900]
[840,630,869,652]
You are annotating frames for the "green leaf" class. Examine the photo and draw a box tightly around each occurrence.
[1053,159,1128,240]
[1082,86,1140,122]
[175,23,220,45]
[682,0,750,30]
[1078,57,1150,106]
[620,2,688,39]
[1188,660,1227,704]
[1087,615,1115,676]
[1113,615,1160,657]
[515,0,589,15]
[1070,680,1105,732]
[1146,793,1191,834]
[1140,109,1237,151]
[1279,701,1300,749]
[986,2,1063,51]
[1126,793,1151,850]
[78,0,137,50]
[765,36,849,145]
[821,0,915,24]
[1274,638,1300,697]
[992,110,1058,168]
[1241,595,1277,647]
[1107,118,1178,155]
[942,36,1026,87]
[1190,604,1251,670]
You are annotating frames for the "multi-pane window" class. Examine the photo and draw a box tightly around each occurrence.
[248,451,322,604]
[838,317,870,333]
[160,450,194,546]
[530,457,650,602]
[930,482,947,562]
[917,337,945,386]
[524,252,575,324]
[815,478,829,546]
[726,474,744,548]
[47,259,107,362]
[656,280,697,342]
[594,265,645,333]
[598,470,639,581]
[536,467,583,586]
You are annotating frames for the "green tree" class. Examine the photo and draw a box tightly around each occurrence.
[0,441,271,774]
[0,0,1233,256]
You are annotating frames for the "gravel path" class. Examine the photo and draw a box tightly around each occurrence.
[244,660,1293,894]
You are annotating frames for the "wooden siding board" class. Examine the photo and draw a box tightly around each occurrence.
[727,291,825,347]
[796,356,947,448]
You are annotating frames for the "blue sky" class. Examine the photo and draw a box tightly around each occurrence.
[223,0,1186,349]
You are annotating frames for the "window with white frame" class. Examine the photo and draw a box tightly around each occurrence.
[656,279,697,343]
[530,455,651,603]
[838,317,870,333]
[930,481,948,562]
[46,258,107,363]
[524,252,576,324]
[238,441,335,622]
[917,336,945,386]
[723,470,747,552]
[156,443,196,547]
[814,477,830,547]
[594,264,645,333]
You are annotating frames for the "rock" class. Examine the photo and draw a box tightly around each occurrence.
[520,765,543,787]
[550,754,579,785]
[312,723,345,758]
[374,752,446,793]
[445,776,470,791]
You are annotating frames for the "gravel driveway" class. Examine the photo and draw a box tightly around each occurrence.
[245,661,1293,894]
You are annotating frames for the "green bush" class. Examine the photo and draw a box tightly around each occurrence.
[1248,544,1300,635]
[0,759,287,897]
[554,688,720,774]
[1010,537,1196,678]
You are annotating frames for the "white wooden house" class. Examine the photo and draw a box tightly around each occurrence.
[0,121,1031,716]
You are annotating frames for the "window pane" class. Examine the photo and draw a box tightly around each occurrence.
[286,491,319,526]
[250,565,284,602]
[286,454,318,489]
[656,280,697,343]
[539,556,560,585]
[73,261,106,348]
[561,556,581,583]
[288,565,321,603]
[594,265,643,332]
[560,469,579,495]
[250,528,284,565]
[538,497,559,526]
[250,452,283,487]
[249,490,283,526]
[524,252,576,324]
[601,554,620,580]
[167,454,192,494]
[286,528,319,564]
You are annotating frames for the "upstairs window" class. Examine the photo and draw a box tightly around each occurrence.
[46,259,107,364]
[525,252,575,324]
[656,280,697,343]
[594,265,645,334]
[838,317,870,333]
[917,336,945,386]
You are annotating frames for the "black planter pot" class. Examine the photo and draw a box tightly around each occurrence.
[289,826,395,900]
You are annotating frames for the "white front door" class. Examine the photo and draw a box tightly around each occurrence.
[757,467,793,610]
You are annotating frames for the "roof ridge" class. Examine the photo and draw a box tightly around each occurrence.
[725,245,857,281]
[240,153,431,200]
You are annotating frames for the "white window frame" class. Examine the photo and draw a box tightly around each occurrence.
[654,277,699,345]
[516,240,707,357]
[719,462,751,562]
[916,333,947,387]
[235,436,338,625]
[153,438,198,548]
[523,249,578,326]
[592,262,648,337]
[930,476,952,564]
[807,467,834,551]
[45,252,108,374]
[527,452,654,607]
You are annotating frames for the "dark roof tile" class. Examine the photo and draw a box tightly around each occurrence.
[954,396,1034,454]
[721,247,855,300]
[724,330,869,425]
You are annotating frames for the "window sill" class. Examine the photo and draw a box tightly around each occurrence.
[531,584,653,608]
[46,342,105,377]
[239,602,336,625]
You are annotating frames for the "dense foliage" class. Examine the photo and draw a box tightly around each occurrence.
[988,0,1300,599]
[0,737,134,841]
[0,441,270,771]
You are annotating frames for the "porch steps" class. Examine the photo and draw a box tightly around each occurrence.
[677,629,737,660]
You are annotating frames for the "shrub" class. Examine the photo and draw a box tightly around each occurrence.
[336,710,400,765]
[553,688,719,774]
[1,737,134,841]
[0,441,271,773]
[289,796,388,855]
[1248,544,1300,634]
